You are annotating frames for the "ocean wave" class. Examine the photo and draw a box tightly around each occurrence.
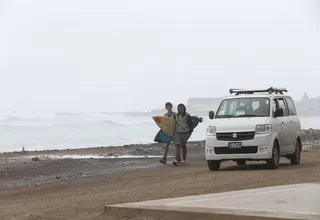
[0,113,56,121]
[0,119,153,127]
[2,116,22,121]
[101,120,152,126]
[54,112,90,117]
[0,112,154,127]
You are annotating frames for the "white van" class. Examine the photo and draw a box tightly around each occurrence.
[205,87,302,171]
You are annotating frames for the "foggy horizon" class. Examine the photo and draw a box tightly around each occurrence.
[0,0,319,112]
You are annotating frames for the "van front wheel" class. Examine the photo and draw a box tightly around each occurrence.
[266,141,280,169]
[207,160,221,171]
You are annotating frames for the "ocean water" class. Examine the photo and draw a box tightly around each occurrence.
[0,112,318,153]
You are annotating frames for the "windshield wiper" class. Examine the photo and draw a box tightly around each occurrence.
[236,114,259,117]
[215,114,234,118]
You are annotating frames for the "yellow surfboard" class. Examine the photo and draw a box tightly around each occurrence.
[152,116,176,137]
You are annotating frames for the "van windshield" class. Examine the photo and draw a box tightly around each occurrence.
[215,97,270,118]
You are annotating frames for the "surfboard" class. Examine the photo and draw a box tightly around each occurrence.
[153,116,203,144]
[154,130,173,143]
[152,116,176,137]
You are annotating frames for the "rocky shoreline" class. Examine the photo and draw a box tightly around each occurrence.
[0,128,319,189]
[0,128,319,159]
[300,128,320,141]
[300,128,320,149]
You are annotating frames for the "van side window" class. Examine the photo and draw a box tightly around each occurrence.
[285,97,297,115]
[272,99,277,112]
[277,98,289,116]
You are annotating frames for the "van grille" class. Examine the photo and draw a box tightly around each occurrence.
[214,146,258,154]
[216,131,255,141]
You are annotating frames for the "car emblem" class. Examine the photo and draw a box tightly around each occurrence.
[232,133,237,138]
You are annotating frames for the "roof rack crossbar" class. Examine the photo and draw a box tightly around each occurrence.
[229,87,287,95]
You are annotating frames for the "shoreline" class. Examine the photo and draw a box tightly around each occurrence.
[0,141,204,158]
[0,128,320,190]
[1,128,320,156]
[0,141,204,189]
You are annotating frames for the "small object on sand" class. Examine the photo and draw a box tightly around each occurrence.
[31,156,40,162]
[107,152,114,157]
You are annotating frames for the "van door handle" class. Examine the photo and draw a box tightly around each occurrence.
[282,121,284,124]
[290,120,293,123]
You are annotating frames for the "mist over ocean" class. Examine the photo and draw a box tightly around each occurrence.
[0,112,318,153]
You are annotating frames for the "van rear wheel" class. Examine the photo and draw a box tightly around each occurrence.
[207,160,221,171]
[290,140,301,165]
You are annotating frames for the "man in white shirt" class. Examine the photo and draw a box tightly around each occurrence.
[159,102,176,164]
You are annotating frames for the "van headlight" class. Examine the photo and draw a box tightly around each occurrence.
[256,124,272,134]
[206,126,216,136]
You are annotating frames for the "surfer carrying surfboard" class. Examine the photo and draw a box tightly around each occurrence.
[172,103,193,166]
[159,102,177,164]
[153,103,202,166]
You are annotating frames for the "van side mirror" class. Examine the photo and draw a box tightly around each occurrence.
[209,111,215,119]
[274,108,284,118]
[198,117,203,123]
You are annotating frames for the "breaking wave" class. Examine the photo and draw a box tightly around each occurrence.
[0,112,153,127]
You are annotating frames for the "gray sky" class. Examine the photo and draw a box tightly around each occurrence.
[0,0,319,112]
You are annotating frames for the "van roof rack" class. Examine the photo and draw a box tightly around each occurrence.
[229,87,288,95]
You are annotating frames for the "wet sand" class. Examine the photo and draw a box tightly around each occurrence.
[0,141,204,189]
[0,140,319,220]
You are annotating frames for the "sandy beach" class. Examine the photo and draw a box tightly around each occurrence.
[0,141,204,189]
[0,130,320,220]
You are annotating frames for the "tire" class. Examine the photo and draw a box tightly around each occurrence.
[236,160,246,166]
[207,160,221,171]
[266,141,280,169]
[290,140,301,165]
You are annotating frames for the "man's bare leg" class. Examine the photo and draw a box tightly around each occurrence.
[181,145,187,163]
[173,144,181,166]
[160,142,170,164]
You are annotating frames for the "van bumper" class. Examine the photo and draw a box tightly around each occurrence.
[205,132,274,160]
